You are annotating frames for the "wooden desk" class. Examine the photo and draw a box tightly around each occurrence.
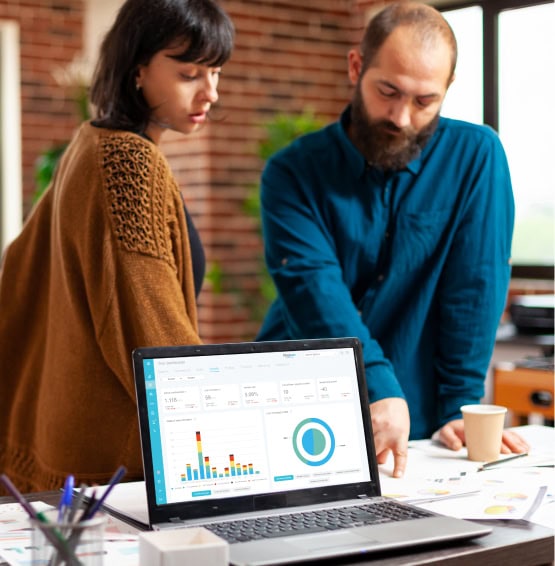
[1,491,553,566]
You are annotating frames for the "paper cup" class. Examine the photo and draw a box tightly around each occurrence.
[461,404,507,462]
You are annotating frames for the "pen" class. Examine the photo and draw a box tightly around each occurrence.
[52,483,87,566]
[477,452,529,471]
[81,488,97,520]
[68,483,88,524]
[58,474,75,523]
[50,488,98,566]
[82,465,127,521]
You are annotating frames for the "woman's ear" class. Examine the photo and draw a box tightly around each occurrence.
[135,66,144,90]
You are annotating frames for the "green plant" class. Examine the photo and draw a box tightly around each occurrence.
[205,262,224,294]
[33,143,68,203]
[33,57,92,203]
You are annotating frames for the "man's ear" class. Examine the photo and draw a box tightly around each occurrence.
[348,49,363,85]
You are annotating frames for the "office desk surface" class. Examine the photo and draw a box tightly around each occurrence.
[0,490,553,566]
[2,427,553,565]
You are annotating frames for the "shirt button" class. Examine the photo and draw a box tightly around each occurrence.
[377,274,385,282]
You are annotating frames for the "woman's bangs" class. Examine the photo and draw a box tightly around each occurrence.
[171,17,233,67]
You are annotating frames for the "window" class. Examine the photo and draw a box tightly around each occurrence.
[0,21,22,252]
[437,0,554,274]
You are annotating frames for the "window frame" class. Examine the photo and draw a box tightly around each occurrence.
[432,0,554,277]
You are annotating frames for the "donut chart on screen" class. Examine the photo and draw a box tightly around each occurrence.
[292,417,335,466]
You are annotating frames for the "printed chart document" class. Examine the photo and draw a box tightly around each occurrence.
[379,425,555,527]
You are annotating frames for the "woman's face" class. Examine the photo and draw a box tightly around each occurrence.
[136,43,221,143]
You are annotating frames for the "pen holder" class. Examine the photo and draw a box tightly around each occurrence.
[30,508,106,565]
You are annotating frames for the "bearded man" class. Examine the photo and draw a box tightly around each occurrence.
[256,2,528,477]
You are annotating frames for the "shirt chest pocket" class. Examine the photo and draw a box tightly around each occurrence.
[391,208,454,274]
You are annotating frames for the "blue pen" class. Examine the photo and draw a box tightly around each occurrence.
[58,474,74,523]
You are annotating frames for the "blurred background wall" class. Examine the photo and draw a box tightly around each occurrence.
[0,0,382,343]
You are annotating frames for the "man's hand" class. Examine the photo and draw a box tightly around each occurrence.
[434,419,530,454]
[369,397,410,478]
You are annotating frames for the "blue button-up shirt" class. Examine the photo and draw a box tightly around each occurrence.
[257,107,514,439]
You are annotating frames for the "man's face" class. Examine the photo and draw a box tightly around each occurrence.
[350,81,439,170]
[347,26,453,170]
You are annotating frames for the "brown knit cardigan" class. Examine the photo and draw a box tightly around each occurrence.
[0,122,202,494]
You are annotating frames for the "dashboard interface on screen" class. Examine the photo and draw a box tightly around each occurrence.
[141,347,372,505]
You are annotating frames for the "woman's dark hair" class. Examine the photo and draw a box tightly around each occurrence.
[90,0,234,133]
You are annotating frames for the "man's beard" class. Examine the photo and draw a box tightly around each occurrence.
[349,83,439,171]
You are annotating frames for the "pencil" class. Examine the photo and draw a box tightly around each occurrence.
[477,452,529,471]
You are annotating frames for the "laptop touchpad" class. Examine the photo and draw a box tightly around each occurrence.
[288,530,376,552]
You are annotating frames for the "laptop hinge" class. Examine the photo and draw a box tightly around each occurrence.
[169,517,184,523]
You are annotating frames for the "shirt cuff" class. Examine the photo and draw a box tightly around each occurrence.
[365,362,405,403]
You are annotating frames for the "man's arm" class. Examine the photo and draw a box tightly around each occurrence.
[435,130,514,425]
[260,147,410,475]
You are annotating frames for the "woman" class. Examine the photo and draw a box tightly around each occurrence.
[0,0,234,493]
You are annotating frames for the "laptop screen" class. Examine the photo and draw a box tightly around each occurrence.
[133,338,379,522]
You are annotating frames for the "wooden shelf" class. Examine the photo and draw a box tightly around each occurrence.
[493,365,554,426]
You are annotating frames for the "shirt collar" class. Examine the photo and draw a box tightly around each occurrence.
[337,105,431,178]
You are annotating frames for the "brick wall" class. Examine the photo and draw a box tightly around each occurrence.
[0,0,84,210]
[186,0,382,343]
[189,0,353,342]
[1,0,382,344]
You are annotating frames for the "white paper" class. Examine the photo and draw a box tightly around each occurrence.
[379,425,555,527]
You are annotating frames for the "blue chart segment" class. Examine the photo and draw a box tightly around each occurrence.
[292,418,335,466]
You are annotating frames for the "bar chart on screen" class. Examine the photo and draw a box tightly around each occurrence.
[178,430,262,482]
[160,409,269,501]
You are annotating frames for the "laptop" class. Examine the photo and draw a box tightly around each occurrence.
[132,337,491,565]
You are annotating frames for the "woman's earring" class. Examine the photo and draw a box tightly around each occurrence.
[136,82,141,91]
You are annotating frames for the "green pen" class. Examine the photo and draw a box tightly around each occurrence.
[35,510,83,566]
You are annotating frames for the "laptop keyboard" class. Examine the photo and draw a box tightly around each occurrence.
[205,500,432,544]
